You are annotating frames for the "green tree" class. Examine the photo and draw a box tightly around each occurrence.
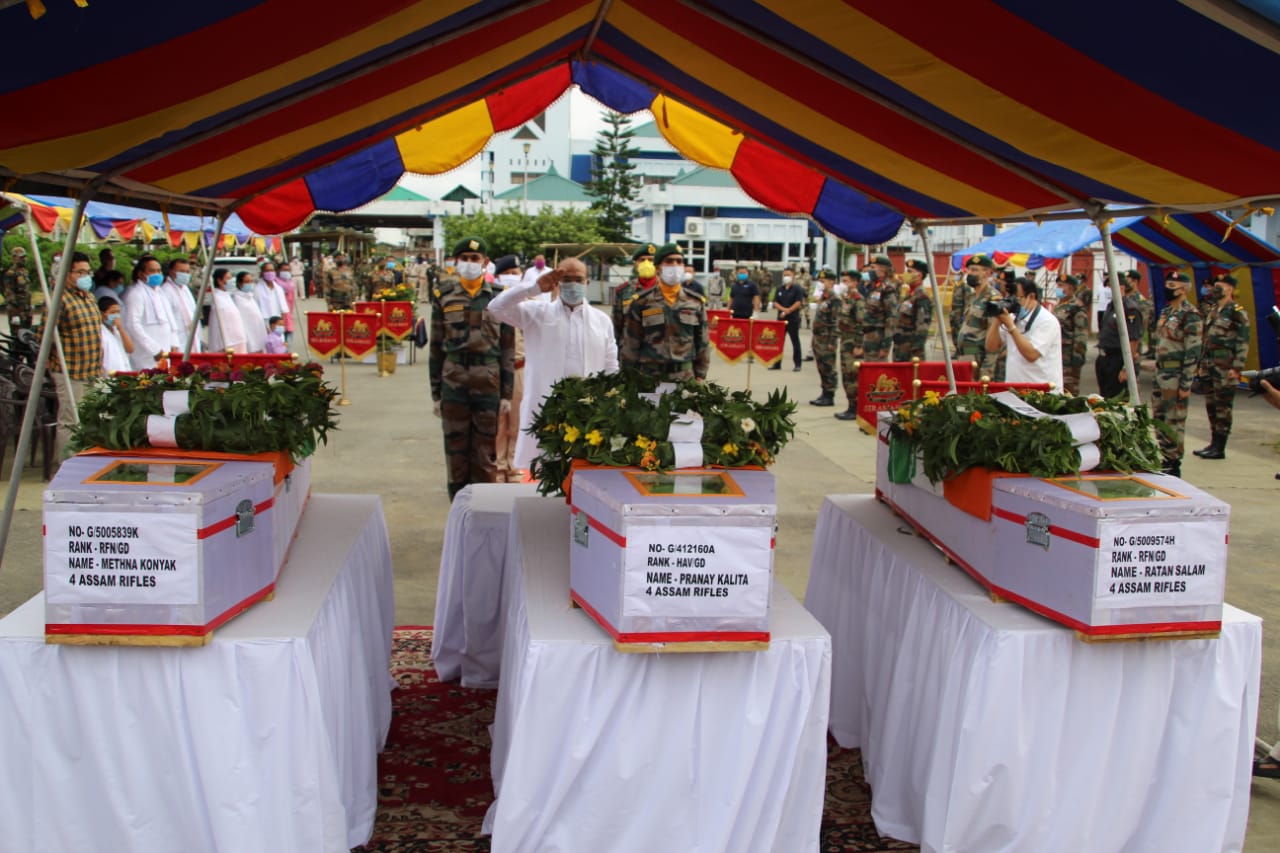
[441,206,604,261]
[585,111,640,242]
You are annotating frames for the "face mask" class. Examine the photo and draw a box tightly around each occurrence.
[114,283,125,294]
[280,271,292,281]
[736,272,748,282]
[175,272,192,287]
[240,283,255,293]
[560,282,586,305]
[75,274,94,291]
[271,326,282,336]
[1211,284,1225,300]
[833,283,849,297]
[1016,303,1030,320]
[498,273,520,288]
[104,313,118,327]
[535,259,546,270]
[659,265,684,285]
[52,256,62,269]
[866,270,879,284]
[456,261,483,281]
[783,276,793,284]
[386,262,396,270]
[1052,288,1063,300]
[263,271,277,282]
[684,272,694,282]
[965,273,981,288]
[1163,285,1181,301]
[636,260,656,279]
[146,272,164,287]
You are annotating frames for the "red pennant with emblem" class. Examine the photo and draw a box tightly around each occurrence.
[380,301,414,341]
[715,317,751,363]
[707,309,731,350]
[305,312,342,359]
[341,312,381,358]
[748,319,787,366]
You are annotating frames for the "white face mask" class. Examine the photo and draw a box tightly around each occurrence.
[783,276,793,284]
[683,272,694,282]
[498,273,520,288]
[833,283,849,297]
[456,260,483,281]
[659,264,683,285]
[560,282,586,305]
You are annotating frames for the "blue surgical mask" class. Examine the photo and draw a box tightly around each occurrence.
[104,313,118,327]
[1016,304,1030,320]
[175,272,192,287]
[75,275,93,291]
[240,283,255,293]
[114,283,125,294]
[737,272,748,281]
[560,282,586,305]
[146,272,163,287]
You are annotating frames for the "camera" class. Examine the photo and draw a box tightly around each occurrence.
[1242,365,1280,394]
[983,296,1020,318]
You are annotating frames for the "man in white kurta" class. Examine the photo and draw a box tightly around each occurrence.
[161,259,203,353]
[488,257,618,473]
[121,258,180,370]
[207,271,248,353]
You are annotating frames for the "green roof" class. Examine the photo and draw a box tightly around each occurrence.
[668,166,740,188]
[494,163,591,202]
[441,184,480,202]
[379,185,430,201]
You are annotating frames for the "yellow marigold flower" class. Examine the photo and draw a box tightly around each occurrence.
[564,425,581,443]
[896,407,912,420]
[923,390,942,405]
[722,442,738,456]
[586,429,604,446]
[635,435,653,450]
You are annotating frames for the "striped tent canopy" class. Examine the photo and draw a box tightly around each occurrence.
[4,1,1280,241]
[2,193,271,245]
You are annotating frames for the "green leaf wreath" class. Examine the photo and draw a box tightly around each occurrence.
[888,389,1162,484]
[528,369,797,497]
[71,362,340,460]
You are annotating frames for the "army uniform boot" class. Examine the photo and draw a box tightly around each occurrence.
[834,406,858,421]
[809,391,834,407]
[1196,433,1227,460]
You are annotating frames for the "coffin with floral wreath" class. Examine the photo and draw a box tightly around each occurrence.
[875,390,1229,640]
[530,370,796,651]
[41,362,339,645]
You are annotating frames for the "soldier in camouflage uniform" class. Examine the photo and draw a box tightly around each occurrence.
[1053,274,1089,395]
[1150,272,1202,476]
[990,269,1017,381]
[1191,273,1250,460]
[809,269,839,406]
[620,243,709,381]
[893,259,933,361]
[861,254,900,361]
[2,246,33,330]
[612,243,657,345]
[794,267,813,330]
[1124,270,1155,357]
[951,254,1002,378]
[325,256,356,310]
[429,236,516,500]
[834,270,867,421]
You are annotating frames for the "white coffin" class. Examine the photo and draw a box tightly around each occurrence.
[875,414,1229,638]
[272,456,311,573]
[568,467,776,648]
[43,455,277,644]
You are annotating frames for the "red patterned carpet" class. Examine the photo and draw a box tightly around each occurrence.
[353,627,917,852]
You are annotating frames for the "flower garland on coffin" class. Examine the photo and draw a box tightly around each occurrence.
[70,361,340,462]
[528,369,797,498]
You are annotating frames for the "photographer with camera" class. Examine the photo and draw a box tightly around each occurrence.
[1192,273,1250,460]
[985,275,1062,389]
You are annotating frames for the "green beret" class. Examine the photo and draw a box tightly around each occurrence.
[1057,273,1080,286]
[966,254,994,269]
[452,236,487,257]
[1213,273,1237,286]
[818,268,836,280]
[1123,269,1141,281]
[492,254,519,275]
[653,242,684,264]
[906,259,929,274]
[631,243,658,262]
[1165,271,1190,283]
[872,254,893,268]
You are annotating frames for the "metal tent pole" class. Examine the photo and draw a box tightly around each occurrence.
[914,221,957,393]
[0,188,96,569]
[183,212,227,358]
[1093,212,1142,403]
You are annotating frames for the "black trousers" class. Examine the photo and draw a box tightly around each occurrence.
[782,317,802,366]
[1095,347,1126,399]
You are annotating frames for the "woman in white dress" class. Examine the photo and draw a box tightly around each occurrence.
[206,268,248,353]
[232,272,267,353]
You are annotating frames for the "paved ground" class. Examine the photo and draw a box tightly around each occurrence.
[1,296,1277,847]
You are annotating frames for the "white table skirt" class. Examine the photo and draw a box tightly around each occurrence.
[804,494,1262,853]
[483,497,832,853]
[432,483,540,688]
[0,494,395,853]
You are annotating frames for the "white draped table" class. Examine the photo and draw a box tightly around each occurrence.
[804,494,1262,853]
[483,497,833,853]
[0,494,395,853]
[431,482,540,687]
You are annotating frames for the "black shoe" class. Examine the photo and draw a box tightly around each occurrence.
[1192,441,1215,457]
[768,363,782,370]
[803,354,814,361]
[1161,461,1181,477]
[1198,435,1227,460]
[834,408,858,421]
[810,394,834,406]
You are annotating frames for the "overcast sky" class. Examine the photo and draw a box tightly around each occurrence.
[400,87,646,199]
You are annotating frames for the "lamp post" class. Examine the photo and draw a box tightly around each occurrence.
[522,142,531,215]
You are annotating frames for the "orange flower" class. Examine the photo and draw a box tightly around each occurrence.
[969,411,982,424]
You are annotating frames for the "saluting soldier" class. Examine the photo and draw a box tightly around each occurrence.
[2,245,34,330]
[809,269,840,406]
[620,242,708,381]
[429,236,516,499]
[861,254,900,361]
[1053,274,1090,395]
[325,256,356,310]
[893,260,933,361]
[953,254,1002,378]
[1192,273,1250,461]
[612,243,657,345]
[1150,271,1202,477]
[834,270,867,422]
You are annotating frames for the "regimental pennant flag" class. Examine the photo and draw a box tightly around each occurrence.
[715,316,751,363]
[707,309,731,352]
[305,312,342,359]
[381,301,414,341]
[341,311,380,358]
[748,319,787,366]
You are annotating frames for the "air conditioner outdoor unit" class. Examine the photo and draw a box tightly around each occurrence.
[728,222,747,238]
[685,220,703,236]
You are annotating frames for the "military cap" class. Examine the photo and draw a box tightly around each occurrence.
[871,254,893,268]
[452,236,487,257]
[906,259,929,274]
[653,242,684,264]
[10,246,25,257]
[966,254,994,269]
[631,243,658,262]
[1123,269,1142,281]
[492,254,520,275]
[1165,271,1190,283]
[817,268,836,280]
[1212,272,1237,286]
[1057,273,1080,286]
